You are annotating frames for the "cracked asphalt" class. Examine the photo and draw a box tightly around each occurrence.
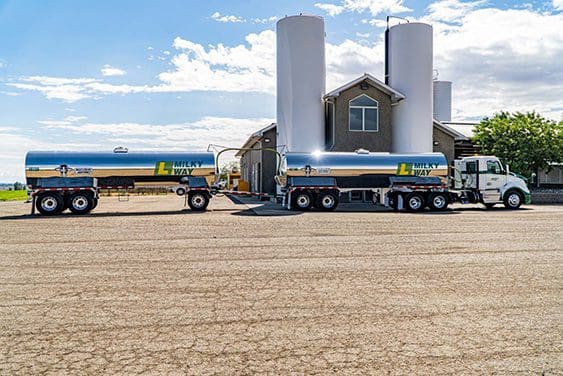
[0,196,561,374]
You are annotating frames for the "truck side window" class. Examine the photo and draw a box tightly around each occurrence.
[487,161,502,174]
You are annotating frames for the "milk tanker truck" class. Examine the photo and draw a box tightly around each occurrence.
[24,148,530,215]
[276,150,531,212]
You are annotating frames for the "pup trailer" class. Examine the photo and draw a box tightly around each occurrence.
[277,151,531,212]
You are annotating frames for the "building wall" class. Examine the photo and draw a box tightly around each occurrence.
[432,126,455,164]
[328,84,393,152]
[239,128,278,194]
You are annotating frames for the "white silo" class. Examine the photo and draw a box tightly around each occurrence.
[387,22,433,153]
[433,80,452,122]
[276,15,326,153]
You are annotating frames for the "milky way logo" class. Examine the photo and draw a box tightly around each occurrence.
[396,162,440,176]
[154,161,204,176]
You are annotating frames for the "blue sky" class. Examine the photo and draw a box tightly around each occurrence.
[1,0,562,182]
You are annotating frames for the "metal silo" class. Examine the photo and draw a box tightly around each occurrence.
[387,22,433,153]
[276,15,326,153]
[433,80,452,122]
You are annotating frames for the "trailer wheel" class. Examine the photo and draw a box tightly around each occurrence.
[428,193,448,211]
[175,187,186,196]
[405,193,425,212]
[503,190,523,209]
[36,192,64,216]
[316,192,338,211]
[292,192,313,210]
[188,192,209,211]
[91,198,99,210]
[68,191,94,214]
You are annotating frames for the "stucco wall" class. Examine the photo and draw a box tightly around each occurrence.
[328,84,393,152]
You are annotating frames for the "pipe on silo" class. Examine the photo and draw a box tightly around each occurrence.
[276,15,326,153]
[388,22,433,153]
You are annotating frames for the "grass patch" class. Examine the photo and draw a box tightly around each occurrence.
[0,190,29,201]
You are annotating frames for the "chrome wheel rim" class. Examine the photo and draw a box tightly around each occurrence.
[321,195,335,208]
[433,195,446,209]
[191,194,206,208]
[508,193,520,207]
[409,197,423,210]
[72,196,89,211]
[41,197,58,211]
[296,194,310,208]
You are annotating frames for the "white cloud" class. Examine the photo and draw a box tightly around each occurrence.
[553,0,563,10]
[101,64,126,76]
[316,0,411,16]
[252,16,278,24]
[360,18,388,27]
[426,0,486,23]
[314,3,345,16]
[211,11,245,23]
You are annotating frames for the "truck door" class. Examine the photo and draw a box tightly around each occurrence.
[481,159,505,203]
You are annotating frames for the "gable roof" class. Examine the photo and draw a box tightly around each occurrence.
[235,123,276,157]
[324,73,405,103]
[433,119,469,141]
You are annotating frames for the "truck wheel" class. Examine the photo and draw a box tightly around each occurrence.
[292,192,313,210]
[503,190,523,209]
[316,192,338,211]
[175,187,186,196]
[68,192,94,214]
[91,198,99,210]
[188,192,209,211]
[36,193,64,216]
[405,193,425,212]
[428,193,448,211]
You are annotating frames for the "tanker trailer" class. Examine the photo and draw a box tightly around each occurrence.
[25,149,216,215]
[276,150,449,211]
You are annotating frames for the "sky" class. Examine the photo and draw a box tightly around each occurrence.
[0,0,562,183]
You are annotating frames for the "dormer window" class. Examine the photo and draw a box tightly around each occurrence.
[349,94,378,132]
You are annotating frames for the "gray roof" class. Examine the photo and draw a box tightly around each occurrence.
[433,119,469,141]
[235,123,276,157]
[324,73,406,103]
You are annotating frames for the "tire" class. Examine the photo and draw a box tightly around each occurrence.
[316,192,338,211]
[503,190,523,209]
[388,193,399,211]
[405,192,425,212]
[91,198,99,210]
[188,192,209,211]
[484,203,496,209]
[175,187,186,196]
[68,191,94,214]
[36,193,64,216]
[428,192,448,211]
[292,191,313,210]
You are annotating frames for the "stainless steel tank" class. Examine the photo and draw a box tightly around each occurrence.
[25,151,216,187]
[280,151,448,188]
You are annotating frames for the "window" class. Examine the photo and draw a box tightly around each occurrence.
[349,94,378,132]
[487,160,502,174]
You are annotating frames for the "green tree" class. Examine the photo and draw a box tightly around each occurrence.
[472,111,563,178]
[13,181,25,190]
[219,161,240,180]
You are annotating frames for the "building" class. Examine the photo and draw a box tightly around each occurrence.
[237,74,468,195]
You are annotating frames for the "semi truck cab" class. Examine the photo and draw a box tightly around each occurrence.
[452,156,531,209]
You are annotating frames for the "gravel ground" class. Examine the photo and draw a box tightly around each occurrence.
[0,196,561,375]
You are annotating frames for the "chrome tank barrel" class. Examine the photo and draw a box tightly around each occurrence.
[25,151,216,181]
[281,152,448,179]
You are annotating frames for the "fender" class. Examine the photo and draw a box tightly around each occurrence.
[500,183,531,204]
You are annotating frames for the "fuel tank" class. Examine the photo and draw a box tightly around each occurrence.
[279,151,448,188]
[25,150,216,187]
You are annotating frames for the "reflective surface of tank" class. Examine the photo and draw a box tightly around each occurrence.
[25,151,216,186]
[280,151,448,188]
